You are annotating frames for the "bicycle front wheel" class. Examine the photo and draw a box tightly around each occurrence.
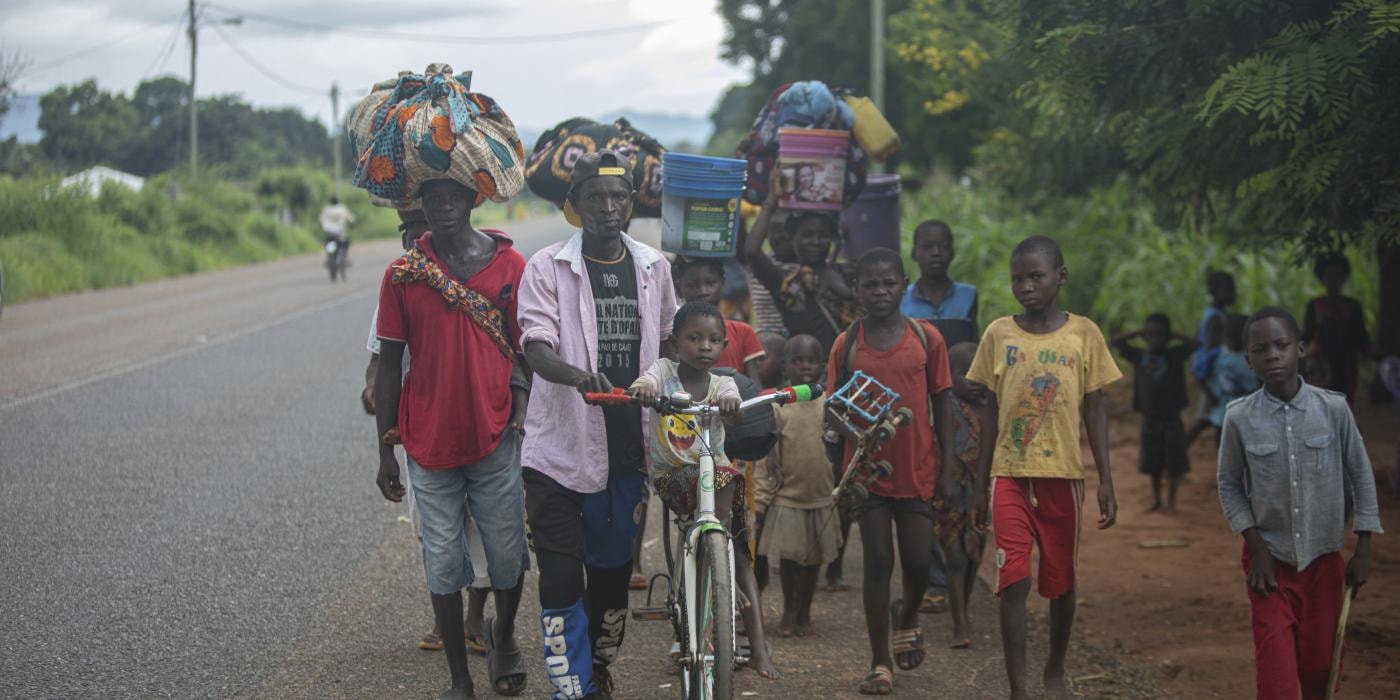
[688,528,735,700]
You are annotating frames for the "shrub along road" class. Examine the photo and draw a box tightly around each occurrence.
[0,215,1159,698]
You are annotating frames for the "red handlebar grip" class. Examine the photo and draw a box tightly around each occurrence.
[584,388,632,405]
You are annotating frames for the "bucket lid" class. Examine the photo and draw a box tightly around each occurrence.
[858,173,901,197]
[663,152,746,169]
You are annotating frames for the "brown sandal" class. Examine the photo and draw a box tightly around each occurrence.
[859,665,894,695]
[890,599,926,670]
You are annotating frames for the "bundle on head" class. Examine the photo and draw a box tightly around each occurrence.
[352,63,525,208]
[523,117,667,218]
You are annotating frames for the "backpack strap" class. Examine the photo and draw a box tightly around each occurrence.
[905,317,929,351]
[838,318,863,390]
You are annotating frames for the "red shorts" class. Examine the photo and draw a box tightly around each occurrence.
[991,477,1083,599]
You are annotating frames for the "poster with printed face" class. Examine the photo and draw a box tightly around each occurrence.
[778,158,845,209]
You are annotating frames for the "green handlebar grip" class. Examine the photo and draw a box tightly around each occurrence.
[786,383,823,402]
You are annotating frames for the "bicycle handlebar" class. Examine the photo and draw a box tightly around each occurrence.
[582,384,824,414]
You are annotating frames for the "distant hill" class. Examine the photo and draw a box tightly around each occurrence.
[1,94,42,144]
[518,109,712,152]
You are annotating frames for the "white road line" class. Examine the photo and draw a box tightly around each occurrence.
[0,288,377,413]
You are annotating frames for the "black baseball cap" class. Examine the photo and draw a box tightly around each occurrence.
[566,150,634,197]
[564,149,634,226]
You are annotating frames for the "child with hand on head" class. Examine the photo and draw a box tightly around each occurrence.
[967,235,1122,700]
[826,248,957,695]
[1111,312,1200,513]
[627,301,778,680]
[930,341,990,650]
[757,334,843,638]
[1217,307,1381,699]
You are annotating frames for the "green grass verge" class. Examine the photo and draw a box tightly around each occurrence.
[0,166,549,305]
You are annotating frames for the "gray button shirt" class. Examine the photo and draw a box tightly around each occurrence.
[1217,382,1383,570]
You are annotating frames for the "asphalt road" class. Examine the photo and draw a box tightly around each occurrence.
[0,216,1142,699]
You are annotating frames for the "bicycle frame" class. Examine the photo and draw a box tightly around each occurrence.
[585,384,820,697]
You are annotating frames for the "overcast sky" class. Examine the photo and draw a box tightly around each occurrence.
[2,0,749,131]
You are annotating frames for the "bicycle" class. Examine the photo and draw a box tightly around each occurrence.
[584,383,822,699]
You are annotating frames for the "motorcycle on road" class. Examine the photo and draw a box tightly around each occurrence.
[324,236,348,282]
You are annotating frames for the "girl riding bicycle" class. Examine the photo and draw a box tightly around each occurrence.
[628,301,780,680]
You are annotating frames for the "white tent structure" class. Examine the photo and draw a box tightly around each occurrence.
[60,166,145,198]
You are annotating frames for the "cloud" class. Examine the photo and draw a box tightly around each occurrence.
[2,0,749,132]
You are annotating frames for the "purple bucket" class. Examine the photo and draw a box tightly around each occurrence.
[840,173,902,259]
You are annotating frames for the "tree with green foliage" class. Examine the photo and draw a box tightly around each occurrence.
[36,77,331,178]
[993,0,1399,352]
[38,79,140,171]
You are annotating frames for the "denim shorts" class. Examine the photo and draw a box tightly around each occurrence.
[407,429,528,594]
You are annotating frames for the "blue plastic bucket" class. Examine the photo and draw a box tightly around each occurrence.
[661,153,747,257]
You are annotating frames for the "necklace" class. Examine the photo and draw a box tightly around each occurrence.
[583,248,627,265]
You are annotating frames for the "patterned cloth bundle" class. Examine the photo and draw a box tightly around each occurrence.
[351,63,525,208]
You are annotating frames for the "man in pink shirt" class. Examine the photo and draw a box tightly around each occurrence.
[517,151,676,699]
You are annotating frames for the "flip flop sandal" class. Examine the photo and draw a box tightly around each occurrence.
[950,638,972,649]
[465,633,487,655]
[418,630,444,651]
[629,573,648,590]
[858,665,894,695]
[484,615,527,696]
[890,600,926,671]
[919,593,948,613]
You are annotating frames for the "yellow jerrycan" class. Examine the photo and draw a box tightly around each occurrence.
[843,95,900,162]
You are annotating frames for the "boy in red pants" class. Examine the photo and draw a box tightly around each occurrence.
[968,235,1121,699]
[1217,306,1380,699]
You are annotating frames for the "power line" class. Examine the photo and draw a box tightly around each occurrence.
[26,11,186,76]
[139,15,188,82]
[208,22,321,95]
[203,3,694,45]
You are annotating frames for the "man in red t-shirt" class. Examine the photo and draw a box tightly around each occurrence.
[825,247,956,694]
[374,178,531,698]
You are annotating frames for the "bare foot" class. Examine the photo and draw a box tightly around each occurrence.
[794,622,812,637]
[1044,665,1070,699]
[1147,501,1162,513]
[439,685,475,700]
[1165,504,1178,514]
[752,650,779,680]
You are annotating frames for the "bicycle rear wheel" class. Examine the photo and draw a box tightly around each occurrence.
[688,529,734,700]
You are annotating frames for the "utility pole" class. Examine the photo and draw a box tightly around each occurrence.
[187,0,198,175]
[870,0,886,173]
[330,82,342,200]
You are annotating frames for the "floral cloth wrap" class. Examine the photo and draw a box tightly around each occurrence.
[523,117,667,218]
[352,63,525,208]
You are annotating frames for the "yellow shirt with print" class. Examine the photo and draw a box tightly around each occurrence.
[966,313,1122,479]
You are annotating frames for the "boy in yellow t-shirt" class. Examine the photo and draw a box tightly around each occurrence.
[966,235,1122,700]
